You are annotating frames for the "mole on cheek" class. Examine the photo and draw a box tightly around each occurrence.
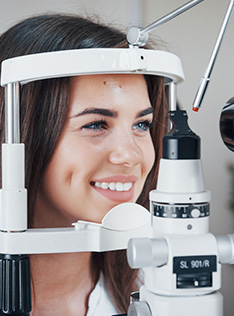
[103,81,106,85]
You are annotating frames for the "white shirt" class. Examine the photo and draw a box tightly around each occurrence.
[87,274,119,316]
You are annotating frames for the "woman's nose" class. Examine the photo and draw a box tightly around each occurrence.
[108,132,143,167]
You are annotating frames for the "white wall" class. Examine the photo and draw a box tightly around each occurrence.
[0,0,233,315]
[0,0,129,33]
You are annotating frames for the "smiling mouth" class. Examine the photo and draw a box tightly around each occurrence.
[90,181,133,192]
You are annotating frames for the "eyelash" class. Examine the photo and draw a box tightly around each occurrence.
[82,120,108,131]
[133,120,153,132]
[81,119,153,132]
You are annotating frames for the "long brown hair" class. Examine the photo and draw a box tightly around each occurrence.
[0,14,168,313]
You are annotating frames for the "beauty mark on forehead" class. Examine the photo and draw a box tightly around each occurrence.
[103,80,122,88]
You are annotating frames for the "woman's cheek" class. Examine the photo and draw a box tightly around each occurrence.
[144,136,156,175]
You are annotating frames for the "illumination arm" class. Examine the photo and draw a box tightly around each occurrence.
[127,0,204,47]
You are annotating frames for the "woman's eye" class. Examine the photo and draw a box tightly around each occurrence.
[133,120,153,132]
[82,120,108,131]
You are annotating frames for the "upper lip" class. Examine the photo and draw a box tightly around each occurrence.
[91,175,138,183]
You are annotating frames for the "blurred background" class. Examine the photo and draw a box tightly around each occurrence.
[0,0,234,315]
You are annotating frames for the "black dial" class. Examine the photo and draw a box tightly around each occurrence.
[153,202,210,219]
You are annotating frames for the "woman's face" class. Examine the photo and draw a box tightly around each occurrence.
[36,74,155,227]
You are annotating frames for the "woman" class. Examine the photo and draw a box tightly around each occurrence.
[0,14,168,315]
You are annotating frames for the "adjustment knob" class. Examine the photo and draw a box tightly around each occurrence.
[190,208,201,218]
[127,237,168,269]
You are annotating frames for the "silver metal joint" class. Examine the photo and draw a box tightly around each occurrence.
[127,26,148,47]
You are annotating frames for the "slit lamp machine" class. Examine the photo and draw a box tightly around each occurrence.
[1,0,234,315]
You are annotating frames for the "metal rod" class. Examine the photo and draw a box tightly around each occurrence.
[5,83,20,144]
[193,0,234,111]
[169,82,177,111]
[141,0,204,35]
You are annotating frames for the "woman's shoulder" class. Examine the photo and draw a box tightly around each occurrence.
[87,274,118,316]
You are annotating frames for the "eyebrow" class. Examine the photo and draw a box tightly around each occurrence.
[69,106,154,119]
[137,107,154,118]
[70,108,118,119]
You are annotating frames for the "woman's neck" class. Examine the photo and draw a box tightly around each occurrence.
[30,252,94,316]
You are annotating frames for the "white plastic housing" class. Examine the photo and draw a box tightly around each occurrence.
[151,159,211,204]
[157,159,205,193]
[1,48,184,86]
[140,286,223,316]
[150,158,211,235]
[0,144,27,231]
[0,203,152,254]
[143,233,221,296]
[151,216,209,235]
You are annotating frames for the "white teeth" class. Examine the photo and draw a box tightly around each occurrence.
[109,182,116,191]
[123,183,132,191]
[101,182,109,190]
[116,182,124,191]
[93,181,133,192]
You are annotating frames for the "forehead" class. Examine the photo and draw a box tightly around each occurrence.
[68,74,151,116]
[70,74,148,94]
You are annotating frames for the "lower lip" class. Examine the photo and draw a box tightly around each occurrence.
[92,184,135,202]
